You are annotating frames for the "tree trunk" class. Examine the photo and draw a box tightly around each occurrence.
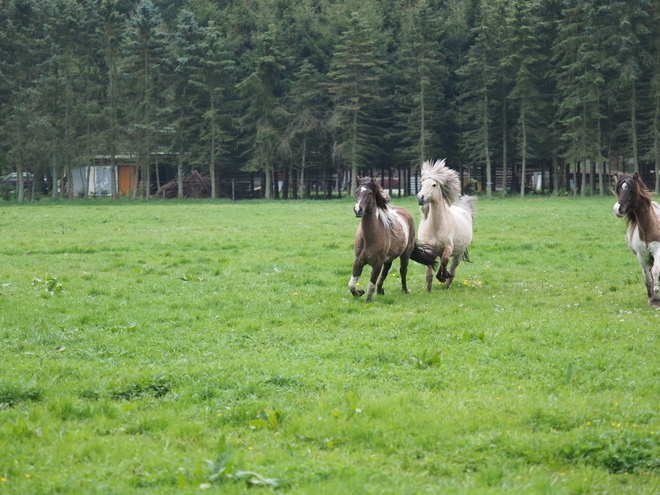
[17,164,24,202]
[265,163,272,199]
[632,81,639,174]
[210,93,217,199]
[484,92,492,198]
[177,158,183,198]
[501,78,508,193]
[520,105,527,198]
[51,153,58,200]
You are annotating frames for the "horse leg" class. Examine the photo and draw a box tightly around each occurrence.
[377,261,392,295]
[426,265,434,292]
[436,246,452,283]
[649,255,660,307]
[443,255,461,290]
[348,259,365,297]
[399,256,410,294]
[366,263,383,303]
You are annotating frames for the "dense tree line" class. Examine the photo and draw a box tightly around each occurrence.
[1,0,660,200]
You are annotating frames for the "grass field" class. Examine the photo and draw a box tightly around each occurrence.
[2,195,660,494]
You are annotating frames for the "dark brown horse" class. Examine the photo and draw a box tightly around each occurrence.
[349,176,437,303]
[613,172,660,306]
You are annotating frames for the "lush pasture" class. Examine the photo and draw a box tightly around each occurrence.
[1,195,660,494]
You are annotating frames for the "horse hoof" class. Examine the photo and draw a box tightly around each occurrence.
[649,297,660,307]
[377,288,385,295]
[351,289,364,297]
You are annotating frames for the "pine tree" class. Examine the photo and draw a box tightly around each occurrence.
[191,20,235,199]
[394,0,447,170]
[282,61,330,199]
[552,0,605,196]
[236,24,290,199]
[99,0,125,199]
[648,0,660,192]
[328,11,386,196]
[600,0,652,175]
[457,0,499,198]
[502,0,547,197]
[123,0,169,199]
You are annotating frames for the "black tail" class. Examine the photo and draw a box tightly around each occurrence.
[410,241,438,268]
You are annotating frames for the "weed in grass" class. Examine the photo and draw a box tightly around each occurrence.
[0,382,43,408]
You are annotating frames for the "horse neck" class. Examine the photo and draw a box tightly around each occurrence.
[425,195,453,232]
[361,200,388,236]
[631,200,660,241]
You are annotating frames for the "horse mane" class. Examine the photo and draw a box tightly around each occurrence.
[357,176,394,234]
[616,173,653,229]
[420,159,461,206]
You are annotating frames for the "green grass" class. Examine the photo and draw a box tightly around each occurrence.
[1,195,660,494]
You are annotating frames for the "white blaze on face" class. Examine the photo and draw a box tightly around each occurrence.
[613,182,628,217]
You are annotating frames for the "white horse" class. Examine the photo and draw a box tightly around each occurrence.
[416,159,476,290]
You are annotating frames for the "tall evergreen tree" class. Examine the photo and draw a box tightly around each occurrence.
[191,20,235,199]
[600,0,651,175]
[394,0,447,170]
[648,0,660,192]
[236,24,289,199]
[99,0,125,199]
[502,0,547,197]
[328,11,386,196]
[457,0,499,198]
[123,0,169,199]
[282,61,330,198]
[553,0,605,196]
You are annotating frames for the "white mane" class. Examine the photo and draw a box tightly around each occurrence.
[375,204,395,235]
[420,159,461,205]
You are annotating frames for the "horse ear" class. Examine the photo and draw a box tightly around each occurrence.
[371,175,377,183]
[633,172,640,180]
[354,174,360,184]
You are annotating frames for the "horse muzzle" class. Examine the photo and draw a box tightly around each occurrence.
[416,194,427,206]
[613,202,625,218]
[354,204,363,218]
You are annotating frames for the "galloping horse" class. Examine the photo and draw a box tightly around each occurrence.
[349,176,437,303]
[613,172,660,307]
[416,159,476,291]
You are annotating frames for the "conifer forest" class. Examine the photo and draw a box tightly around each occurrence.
[1,0,659,200]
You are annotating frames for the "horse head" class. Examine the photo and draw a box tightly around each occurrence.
[416,159,461,207]
[354,175,389,218]
[614,172,651,219]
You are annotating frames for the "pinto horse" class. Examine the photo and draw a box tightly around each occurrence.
[349,176,437,303]
[416,159,476,290]
[613,172,660,307]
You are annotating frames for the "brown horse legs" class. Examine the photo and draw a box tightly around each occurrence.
[351,259,411,302]
[376,261,392,295]
[348,260,365,298]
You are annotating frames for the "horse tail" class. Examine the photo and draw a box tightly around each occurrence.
[462,248,472,263]
[410,241,438,268]
[456,195,477,221]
